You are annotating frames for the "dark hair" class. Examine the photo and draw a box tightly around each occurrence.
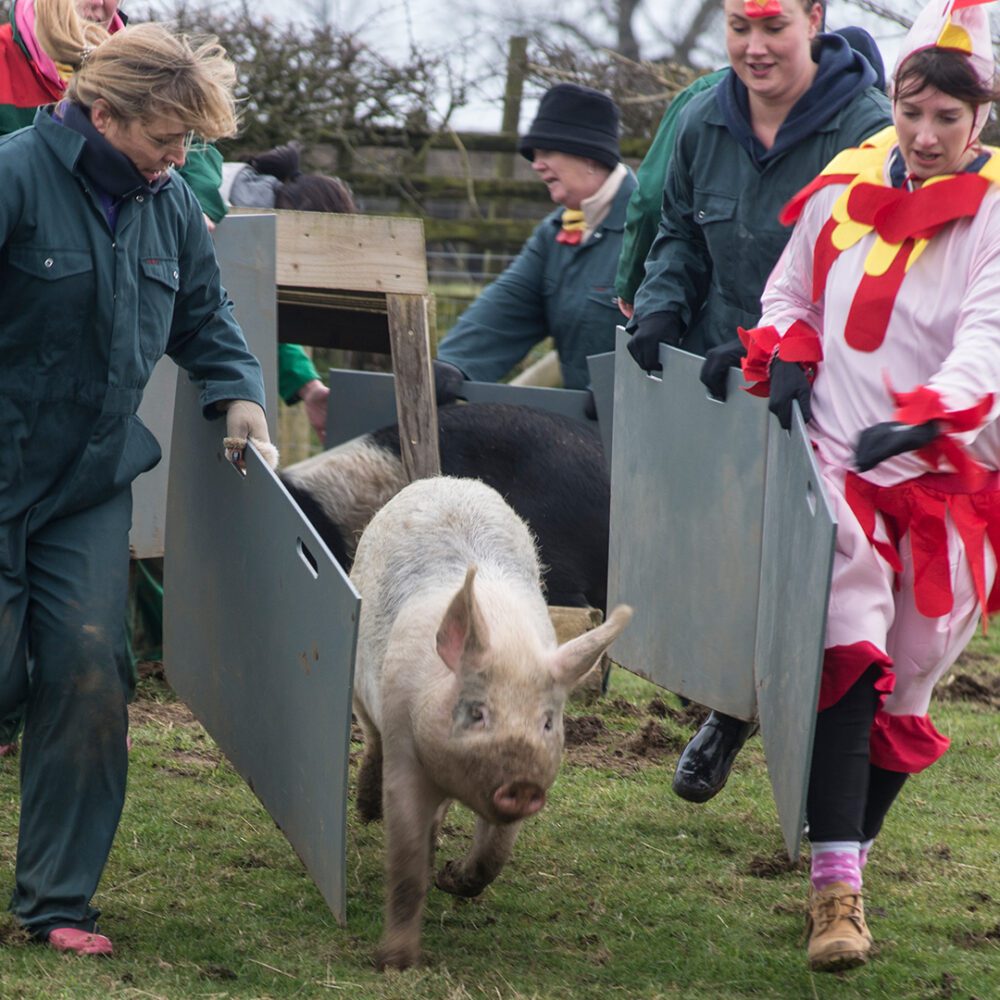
[247,142,357,214]
[274,174,357,214]
[895,47,1000,107]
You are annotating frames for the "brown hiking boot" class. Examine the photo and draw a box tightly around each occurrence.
[806,882,872,972]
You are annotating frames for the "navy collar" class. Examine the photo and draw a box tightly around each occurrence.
[56,102,169,199]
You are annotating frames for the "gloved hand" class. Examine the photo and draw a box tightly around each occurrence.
[222,399,279,471]
[433,359,467,406]
[855,420,940,472]
[699,338,748,401]
[626,312,682,373]
[768,359,813,430]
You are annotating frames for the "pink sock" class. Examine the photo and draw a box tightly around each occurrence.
[859,839,873,869]
[810,841,862,892]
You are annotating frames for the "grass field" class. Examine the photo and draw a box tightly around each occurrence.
[1,636,998,999]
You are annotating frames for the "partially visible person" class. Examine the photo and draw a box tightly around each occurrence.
[0,1,275,954]
[223,141,358,441]
[624,0,891,805]
[0,0,227,754]
[614,69,726,318]
[0,0,227,222]
[733,0,1000,970]
[433,83,636,396]
[615,23,886,318]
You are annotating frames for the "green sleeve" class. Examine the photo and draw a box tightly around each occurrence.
[177,145,228,223]
[166,186,266,415]
[614,70,727,306]
[278,343,321,405]
[631,109,712,333]
[0,104,36,136]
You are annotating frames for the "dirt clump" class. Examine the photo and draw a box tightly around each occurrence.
[954,923,1000,948]
[935,672,1000,707]
[564,714,606,746]
[609,697,643,717]
[749,851,801,878]
[625,720,683,759]
[129,698,197,729]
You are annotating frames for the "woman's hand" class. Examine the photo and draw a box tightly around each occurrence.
[854,421,940,472]
[699,338,747,401]
[768,360,813,430]
[222,399,279,470]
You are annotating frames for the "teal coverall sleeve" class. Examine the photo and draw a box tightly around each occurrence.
[435,223,552,383]
[165,191,267,414]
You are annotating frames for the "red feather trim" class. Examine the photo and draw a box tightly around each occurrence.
[844,238,914,352]
[779,173,855,226]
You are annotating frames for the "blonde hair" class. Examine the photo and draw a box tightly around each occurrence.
[35,0,238,140]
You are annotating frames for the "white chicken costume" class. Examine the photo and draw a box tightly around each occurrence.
[740,0,1000,773]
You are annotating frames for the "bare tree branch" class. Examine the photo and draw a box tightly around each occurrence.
[670,0,724,68]
[838,0,914,31]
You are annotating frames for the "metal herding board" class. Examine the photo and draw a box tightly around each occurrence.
[586,350,616,462]
[164,384,360,923]
[325,368,608,450]
[755,401,835,857]
[607,331,768,720]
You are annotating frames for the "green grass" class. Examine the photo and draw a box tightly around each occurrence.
[1,642,998,999]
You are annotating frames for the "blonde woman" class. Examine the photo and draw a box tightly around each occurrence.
[0,2,275,955]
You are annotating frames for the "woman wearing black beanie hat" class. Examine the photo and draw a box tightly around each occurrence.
[434,82,637,395]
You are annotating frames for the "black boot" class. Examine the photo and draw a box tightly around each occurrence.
[672,711,758,803]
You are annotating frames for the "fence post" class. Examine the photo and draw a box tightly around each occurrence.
[487,36,528,277]
[500,36,528,145]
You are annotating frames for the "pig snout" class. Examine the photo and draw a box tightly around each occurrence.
[492,780,547,821]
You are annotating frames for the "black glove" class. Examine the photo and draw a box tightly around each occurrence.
[855,420,940,472]
[699,338,747,401]
[626,312,682,373]
[432,359,467,406]
[768,359,813,430]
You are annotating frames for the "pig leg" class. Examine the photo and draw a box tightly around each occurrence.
[378,765,444,971]
[435,817,521,897]
[428,799,453,869]
[354,704,383,824]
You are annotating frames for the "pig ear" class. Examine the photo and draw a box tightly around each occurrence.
[436,566,490,673]
[548,604,633,688]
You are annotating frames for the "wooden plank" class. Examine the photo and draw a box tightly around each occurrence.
[386,293,440,480]
[268,210,429,294]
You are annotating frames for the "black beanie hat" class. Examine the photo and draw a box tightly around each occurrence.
[518,83,621,170]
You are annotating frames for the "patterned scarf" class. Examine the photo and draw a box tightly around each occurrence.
[555,208,586,245]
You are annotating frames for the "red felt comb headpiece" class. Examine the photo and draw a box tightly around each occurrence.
[744,0,784,14]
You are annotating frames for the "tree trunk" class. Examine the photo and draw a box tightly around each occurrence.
[671,0,724,68]
[616,0,642,61]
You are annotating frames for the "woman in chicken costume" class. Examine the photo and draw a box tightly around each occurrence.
[738,0,1000,973]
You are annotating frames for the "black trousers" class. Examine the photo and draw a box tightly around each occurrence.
[807,664,909,843]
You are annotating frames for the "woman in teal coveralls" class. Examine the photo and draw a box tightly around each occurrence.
[0,3,275,955]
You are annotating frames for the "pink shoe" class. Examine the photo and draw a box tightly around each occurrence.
[48,927,113,956]
[0,741,17,757]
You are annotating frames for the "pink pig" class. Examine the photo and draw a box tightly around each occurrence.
[349,476,632,970]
